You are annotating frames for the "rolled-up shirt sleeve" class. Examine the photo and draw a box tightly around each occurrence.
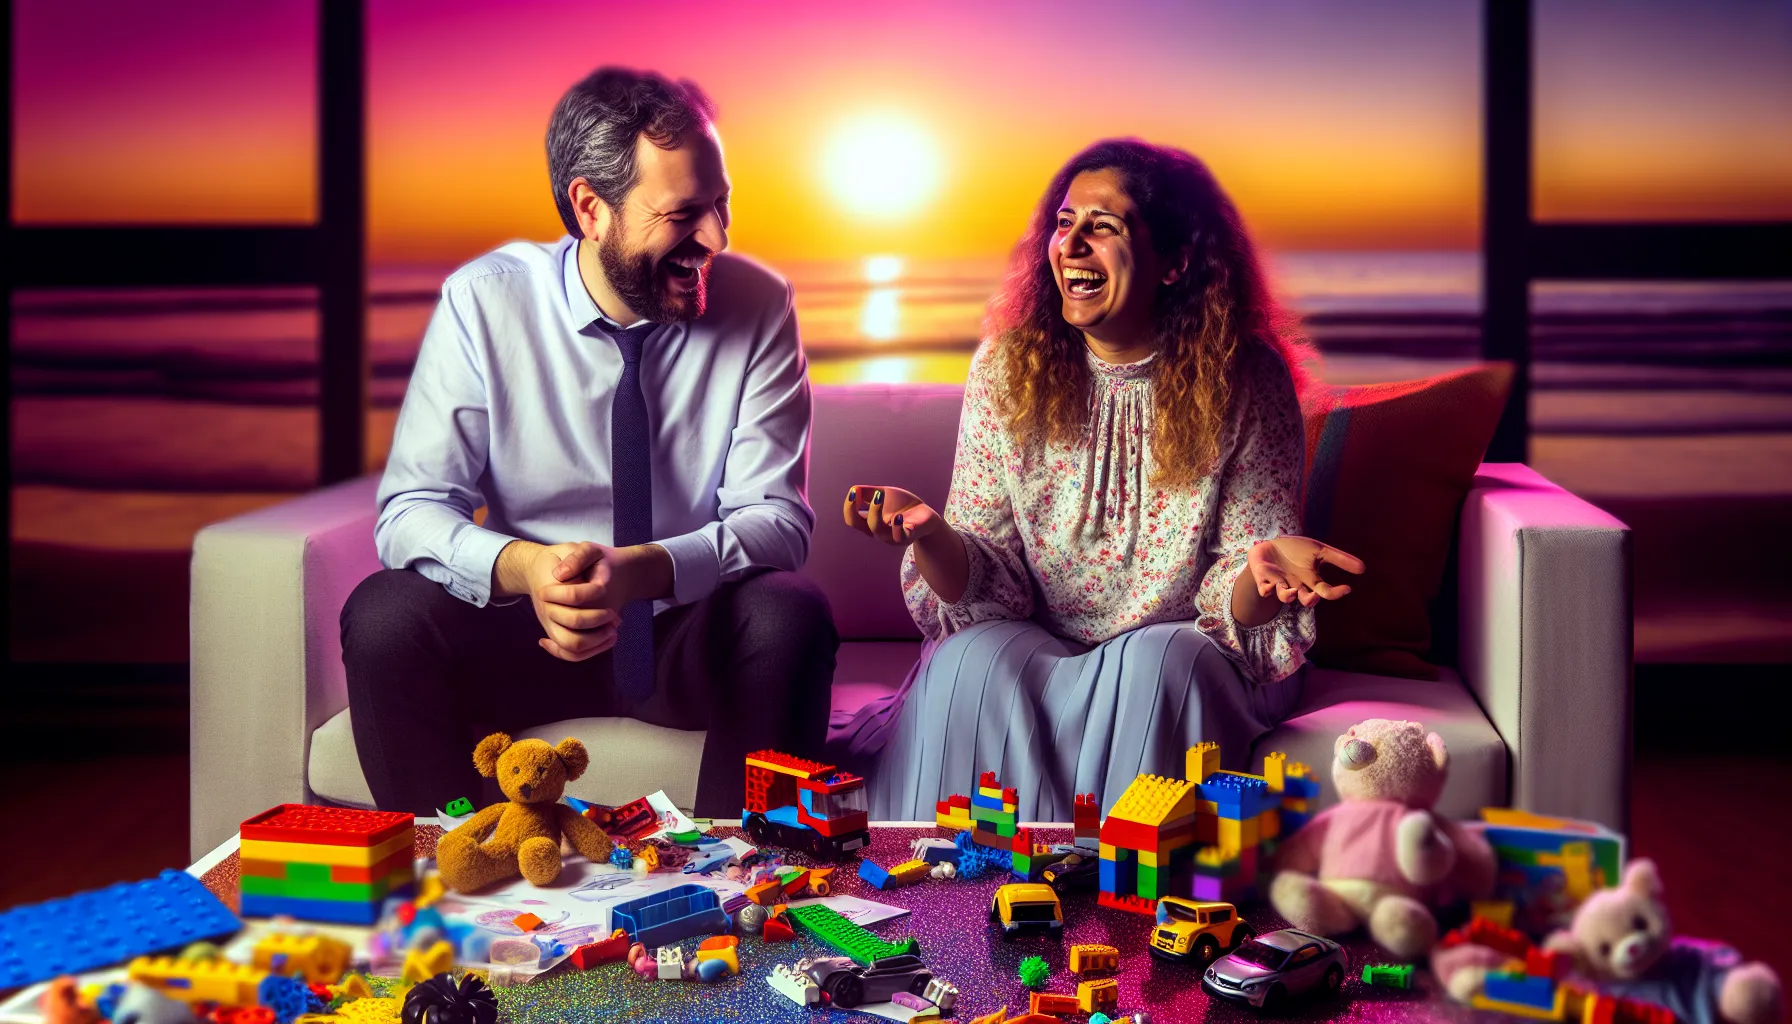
[1193,347,1317,683]
[656,281,815,606]
[374,280,518,607]
[903,342,1035,640]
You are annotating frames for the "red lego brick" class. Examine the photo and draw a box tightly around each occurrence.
[979,771,998,789]
[239,805,414,848]
[1524,947,1569,980]
[1096,891,1159,916]
[569,932,630,969]
[1441,917,1532,959]
[1098,815,1194,852]
[1003,788,1017,804]
[745,750,834,780]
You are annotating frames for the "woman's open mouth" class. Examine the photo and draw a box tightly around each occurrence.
[1063,266,1107,298]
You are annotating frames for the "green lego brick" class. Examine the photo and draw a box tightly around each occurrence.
[1136,862,1161,900]
[239,870,406,903]
[1362,964,1414,989]
[784,903,920,966]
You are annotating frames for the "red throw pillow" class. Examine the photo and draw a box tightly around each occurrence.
[1300,363,1515,679]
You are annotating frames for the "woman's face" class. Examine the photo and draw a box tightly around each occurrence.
[1048,168,1179,346]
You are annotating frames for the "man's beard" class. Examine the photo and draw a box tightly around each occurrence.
[598,232,710,323]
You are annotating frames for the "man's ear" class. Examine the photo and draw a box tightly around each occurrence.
[568,177,614,243]
[473,732,512,778]
[556,738,589,782]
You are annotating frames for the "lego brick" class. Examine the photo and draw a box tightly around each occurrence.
[769,963,821,1006]
[744,750,834,780]
[1486,971,1558,1010]
[1096,891,1158,916]
[240,865,413,904]
[127,956,266,1005]
[1108,774,1197,827]
[784,903,920,965]
[1029,992,1079,1016]
[1280,811,1310,833]
[1217,815,1261,850]
[1079,977,1120,1013]
[252,933,351,984]
[1136,862,1161,900]
[1098,814,1196,853]
[239,893,388,925]
[239,805,414,848]
[1473,900,1517,929]
[1185,742,1221,784]
[973,827,1015,851]
[611,884,730,949]
[1362,963,1415,989]
[568,932,630,969]
[1070,944,1119,975]
[1471,985,1568,1021]
[238,831,413,868]
[1526,947,1571,980]
[0,869,241,989]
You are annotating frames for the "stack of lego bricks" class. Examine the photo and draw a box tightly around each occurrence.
[1097,767,1199,913]
[238,805,415,924]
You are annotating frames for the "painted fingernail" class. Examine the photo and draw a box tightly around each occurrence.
[847,487,855,500]
[873,489,884,503]
[894,514,903,528]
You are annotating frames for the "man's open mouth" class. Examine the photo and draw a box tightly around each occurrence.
[664,253,708,282]
[1063,266,1107,297]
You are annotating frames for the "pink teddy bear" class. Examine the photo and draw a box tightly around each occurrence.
[1270,718,1496,958]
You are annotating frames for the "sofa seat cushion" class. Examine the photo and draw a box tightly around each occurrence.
[307,641,924,813]
[1252,666,1508,821]
[307,711,706,812]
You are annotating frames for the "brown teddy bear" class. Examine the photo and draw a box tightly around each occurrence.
[1269,718,1496,958]
[1542,859,1783,1024]
[436,732,614,892]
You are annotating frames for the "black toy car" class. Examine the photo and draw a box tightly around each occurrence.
[801,954,933,1008]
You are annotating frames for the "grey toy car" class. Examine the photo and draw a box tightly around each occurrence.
[801,954,933,1009]
[1201,928,1348,1010]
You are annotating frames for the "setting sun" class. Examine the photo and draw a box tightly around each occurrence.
[821,114,942,219]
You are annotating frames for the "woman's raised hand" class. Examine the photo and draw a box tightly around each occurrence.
[1248,536,1366,608]
[843,486,941,547]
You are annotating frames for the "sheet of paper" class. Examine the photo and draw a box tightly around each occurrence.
[433,860,746,977]
[643,790,701,840]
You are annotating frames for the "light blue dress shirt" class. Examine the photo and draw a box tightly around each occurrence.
[375,237,815,610]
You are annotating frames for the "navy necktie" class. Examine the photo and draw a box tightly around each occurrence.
[609,322,656,705]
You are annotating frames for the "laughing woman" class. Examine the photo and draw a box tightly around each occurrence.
[843,138,1364,820]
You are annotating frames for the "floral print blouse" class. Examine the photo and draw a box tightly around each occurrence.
[901,340,1315,685]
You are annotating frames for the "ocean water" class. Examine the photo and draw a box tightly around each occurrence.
[10,250,1792,493]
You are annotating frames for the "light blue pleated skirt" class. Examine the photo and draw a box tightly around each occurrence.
[864,619,1305,821]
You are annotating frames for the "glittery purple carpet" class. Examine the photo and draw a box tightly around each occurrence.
[207,824,1477,1023]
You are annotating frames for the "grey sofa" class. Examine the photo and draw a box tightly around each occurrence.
[189,383,1632,859]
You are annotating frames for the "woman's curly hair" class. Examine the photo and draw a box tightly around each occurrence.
[986,138,1309,488]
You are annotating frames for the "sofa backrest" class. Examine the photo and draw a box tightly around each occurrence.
[801,384,964,639]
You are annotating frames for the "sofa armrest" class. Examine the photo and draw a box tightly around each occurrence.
[1458,463,1632,831]
[189,474,383,859]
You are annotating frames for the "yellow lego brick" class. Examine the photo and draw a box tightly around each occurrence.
[889,859,931,884]
[1185,742,1221,784]
[1281,797,1310,814]
[1470,986,1568,1020]
[1262,751,1287,793]
[1195,845,1241,868]
[1098,842,1118,860]
[1069,943,1119,974]
[1471,900,1516,928]
[254,933,353,985]
[335,997,403,1024]
[1218,816,1261,850]
[1197,799,1219,815]
[128,956,267,1006]
[936,807,972,831]
[1079,977,1120,1013]
[1109,774,1196,827]
[402,941,455,984]
[1286,760,1313,779]
[978,786,1004,799]
[239,830,413,868]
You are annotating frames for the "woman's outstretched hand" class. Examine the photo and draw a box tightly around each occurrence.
[842,485,943,547]
[1247,535,1366,608]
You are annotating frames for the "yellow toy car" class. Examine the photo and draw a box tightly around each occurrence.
[988,883,1063,940]
[1148,898,1252,964]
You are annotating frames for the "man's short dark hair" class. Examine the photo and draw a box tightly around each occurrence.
[547,67,717,238]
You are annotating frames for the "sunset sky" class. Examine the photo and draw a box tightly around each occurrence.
[13,0,1792,265]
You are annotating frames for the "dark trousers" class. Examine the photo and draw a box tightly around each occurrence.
[341,567,838,818]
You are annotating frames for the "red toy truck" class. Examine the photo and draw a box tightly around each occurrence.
[741,750,869,860]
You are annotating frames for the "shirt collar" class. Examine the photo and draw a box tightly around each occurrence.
[562,238,651,333]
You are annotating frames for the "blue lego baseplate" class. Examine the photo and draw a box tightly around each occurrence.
[0,869,240,989]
